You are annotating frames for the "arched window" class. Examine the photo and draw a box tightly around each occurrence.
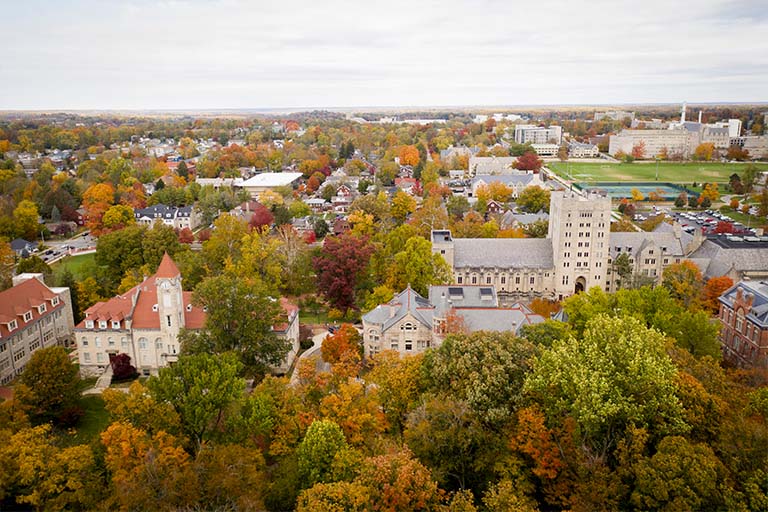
[401,323,415,331]
[139,337,147,349]
[155,337,163,350]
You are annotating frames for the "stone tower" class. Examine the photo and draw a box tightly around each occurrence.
[155,253,185,341]
[548,191,611,300]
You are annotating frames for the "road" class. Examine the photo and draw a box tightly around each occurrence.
[41,231,97,263]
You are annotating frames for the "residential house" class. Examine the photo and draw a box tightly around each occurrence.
[134,204,201,231]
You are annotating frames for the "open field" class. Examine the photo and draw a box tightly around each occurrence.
[52,253,96,280]
[548,161,768,184]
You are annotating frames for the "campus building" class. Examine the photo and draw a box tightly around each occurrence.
[718,280,768,368]
[75,253,299,377]
[513,125,562,145]
[361,285,544,357]
[0,274,75,384]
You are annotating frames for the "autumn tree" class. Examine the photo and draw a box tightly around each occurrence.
[321,324,362,366]
[514,151,543,172]
[367,351,424,434]
[385,237,451,297]
[631,141,647,159]
[101,204,135,232]
[14,346,81,425]
[391,189,417,224]
[702,275,734,313]
[516,185,551,213]
[313,233,375,312]
[82,182,115,234]
[409,196,449,238]
[399,145,420,167]
[694,142,715,161]
[249,202,275,230]
[0,238,15,291]
[356,449,443,511]
[662,260,704,308]
[12,200,40,240]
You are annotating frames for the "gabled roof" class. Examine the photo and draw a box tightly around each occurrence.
[453,238,554,269]
[362,286,434,331]
[0,277,63,339]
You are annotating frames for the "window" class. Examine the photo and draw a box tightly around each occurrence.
[166,316,172,327]
[38,304,46,314]
[121,337,128,348]
[457,276,463,284]
[501,276,506,284]
[405,343,412,351]
[13,350,25,362]
[390,343,399,350]
[30,340,40,351]
[156,338,163,350]
[96,353,104,364]
[0,343,6,353]
[23,311,32,322]
[43,331,53,343]
[84,353,91,363]
[85,320,94,329]
[736,310,744,332]
[99,320,107,329]
[402,323,415,331]
[486,276,492,285]
[108,337,115,346]
[529,277,535,284]
[139,338,147,349]
[81,337,88,347]
[471,276,477,284]
[51,296,59,306]
[8,320,17,331]
[112,321,121,329]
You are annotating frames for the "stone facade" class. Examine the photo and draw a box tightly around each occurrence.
[718,281,768,368]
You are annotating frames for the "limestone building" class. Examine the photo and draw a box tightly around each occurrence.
[0,274,75,384]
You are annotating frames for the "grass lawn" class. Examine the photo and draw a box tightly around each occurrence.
[66,395,109,445]
[548,161,768,184]
[52,252,96,281]
[719,206,768,227]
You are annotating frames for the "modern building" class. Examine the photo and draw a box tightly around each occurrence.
[718,280,768,368]
[0,274,75,384]
[608,129,695,159]
[514,125,562,145]
[361,285,544,357]
[134,204,201,231]
[241,172,302,199]
[75,253,300,377]
[531,144,561,157]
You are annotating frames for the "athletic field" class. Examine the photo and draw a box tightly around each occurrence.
[548,161,768,184]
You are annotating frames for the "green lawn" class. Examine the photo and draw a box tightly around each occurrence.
[548,161,768,184]
[52,252,96,281]
[66,395,109,445]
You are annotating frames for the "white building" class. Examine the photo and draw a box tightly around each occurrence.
[514,125,562,145]
[134,204,201,231]
[568,141,600,158]
[0,274,75,384]
[531,144,561,157]
[608,129,695,159]
[594,111,635,122]
[469,156,518,175]
[241,172,302,199]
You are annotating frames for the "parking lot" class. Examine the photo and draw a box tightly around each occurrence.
[668,210,756,236]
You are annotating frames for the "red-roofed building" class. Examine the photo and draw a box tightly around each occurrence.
[75,253,300,376]
[0,274,75,384]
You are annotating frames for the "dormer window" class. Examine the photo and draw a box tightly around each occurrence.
[85,320,94,329]
[186,304,192,312]
[23,311,33,322]
[8,320,17,331]
[38,304,46,314]
[51,296,59,306]
[152,304,158,312]
[99,321,107,329]
[112,321,121,329]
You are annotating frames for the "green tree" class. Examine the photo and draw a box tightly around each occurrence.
[14,346,81,425]
[631,436,724,511]
[426,331,538,426]
[297,419,349,488]
[101,204,135,232]
[386,237,451,297]
[148,352,244,452]
[391,189,417,224]
[181,274,289,376]
[662,261,704,309]
[15,255,53,285]
[142,221,182,270]
[524,315,686,455]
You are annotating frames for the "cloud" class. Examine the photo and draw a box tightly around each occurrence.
[1,0,766,109]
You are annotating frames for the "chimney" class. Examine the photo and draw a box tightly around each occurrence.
[698,111,702,123]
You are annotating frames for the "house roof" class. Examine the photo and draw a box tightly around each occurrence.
[688,239,768,278]
[362,286,434,331]
[0,277,63,339]
[609,231,689,258]
[719,280,768,327]
[452,238,554,269]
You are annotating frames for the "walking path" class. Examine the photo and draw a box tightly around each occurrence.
[289,330,329,387]
[82,365,113,395]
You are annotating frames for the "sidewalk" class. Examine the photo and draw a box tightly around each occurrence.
[289,330,329,387]
[82,365,113,395]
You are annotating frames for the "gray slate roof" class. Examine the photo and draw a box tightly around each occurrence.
[689,240,768,278]
[362,286,434,331]
[453,238,553,269]
[719,280,768,327]
[609,231,689,258]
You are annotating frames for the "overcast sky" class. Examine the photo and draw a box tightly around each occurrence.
[2,0,767,110]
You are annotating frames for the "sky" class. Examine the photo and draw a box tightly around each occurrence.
[1,0,767,110]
